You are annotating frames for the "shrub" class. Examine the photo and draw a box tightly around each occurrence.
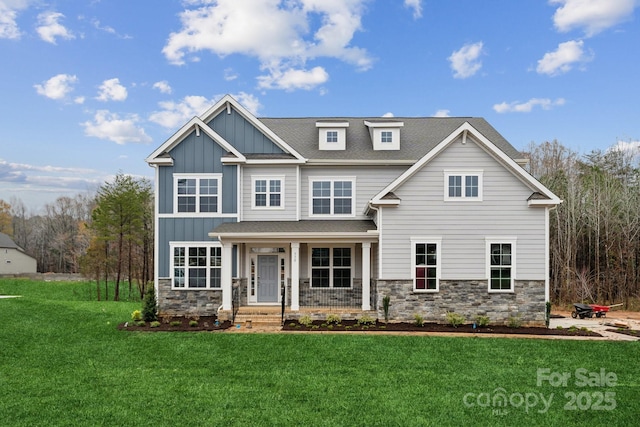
[299,315,313,328]
[134,320,146,327]
[474,315,490,328]
[150,321,160,328]
[507,316,522,329]
[326,314,342,325]
[357,315,376,327]
[446,312,465,328]
[131,310,142,321]
[142,287,157,322]
[382,295,391,322]
[413,313,424,327]
[170,321,182,327]
[189,320,199,327]
[545,301,552,328]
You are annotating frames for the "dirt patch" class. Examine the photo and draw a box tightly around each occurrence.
[118,316,231,332]
[605,328,640,338]
[282,319,601,337]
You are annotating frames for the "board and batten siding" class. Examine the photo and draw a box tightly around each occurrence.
[208,109,286,155]
[380,135,546,281]
[242,165,298,221]
[300,166,406,220]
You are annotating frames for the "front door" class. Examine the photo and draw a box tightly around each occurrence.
[257,255,279,303]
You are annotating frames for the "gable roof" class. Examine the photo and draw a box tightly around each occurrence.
[0,232,32,256]
[370,122,561,207]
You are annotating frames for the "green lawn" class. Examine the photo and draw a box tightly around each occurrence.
[1,279,638,426]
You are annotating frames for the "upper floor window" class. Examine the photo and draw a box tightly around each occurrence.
[310,178,355,216]
[171,243,222,289]
[411,238,441,292]
[486,239,516,292]
[444,171,483,201]
[174,174,222,214]
[326,131,338,143]
[253,177,283,209]
[381,131,393,143]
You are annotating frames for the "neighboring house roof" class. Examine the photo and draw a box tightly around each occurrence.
[259,116,523,163]
[0,232,30,255]
[210,220,378,240]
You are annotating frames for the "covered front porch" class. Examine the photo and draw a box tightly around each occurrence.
[210,220,379,313]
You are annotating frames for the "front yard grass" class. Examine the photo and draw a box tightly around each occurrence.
[0,278,639,426]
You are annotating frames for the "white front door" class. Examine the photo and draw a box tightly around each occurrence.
[257,255,279,303]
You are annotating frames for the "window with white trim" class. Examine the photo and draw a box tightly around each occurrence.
[310,178,354,216]
[310,246,352,288]
[444,171,482,200]
[174,174,221,214]
[487,240,515,292]
[381,131,393,143]
[253,177,283,208]
[411,238,441,292]
[171,243,222,289]
[326,131,338,143]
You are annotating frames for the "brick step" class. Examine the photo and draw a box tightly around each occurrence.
[233,314,283,325]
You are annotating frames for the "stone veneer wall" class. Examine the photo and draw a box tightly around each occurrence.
[375,279,546,326]
[299,278,362,307]
[156,278,223,316]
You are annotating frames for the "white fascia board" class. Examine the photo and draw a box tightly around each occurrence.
[528,199,563,207]
[316,122,349,128]
[364,121,404,128]
[244,159,306,165]
[200,94,307,163]
[211,231,379,242]
[146,157,174,166]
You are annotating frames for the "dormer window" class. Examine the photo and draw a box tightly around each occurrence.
[316,122,349,150]
[364,121,404,151]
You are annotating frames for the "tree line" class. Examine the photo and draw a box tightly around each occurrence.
[0,174,153,301]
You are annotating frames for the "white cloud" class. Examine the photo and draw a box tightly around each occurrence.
[610,139,640,154]
[382,112,394,118]
[230,92,262,116]
[404,0,423,19]
[551,0,637,37]
[0,0,31,39]
[257,66,329,91]
[433,109,450,117]
[74,96,85,104]
[224,68,238,81]
[493,98,566,113]
[91,18,132,39]
[36,11,75,44]
[162,0,372,91]
[149,95,217,129]
[96,78,128,102]
[34,74,78,100]
[152,80,172,94]
[448,41,484,79]
[536,39,592,75]
[82,110,151,144]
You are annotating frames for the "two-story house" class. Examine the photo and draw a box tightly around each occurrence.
[146,95,560,326]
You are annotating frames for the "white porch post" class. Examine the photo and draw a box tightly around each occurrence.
[362,242,371,311]
[221,242,233,310]
[291,242,300,311]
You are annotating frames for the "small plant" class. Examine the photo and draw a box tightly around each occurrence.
[545,301,552,328]
[299,315,313,328]
[327,324,334,330]
[413,313,424,327]
[170,320,182,327]
[131,310,142,321]
[556,325,564,330]
[189,320,199,327]
[289,322,297,327]
[357,315,376,327]
[507,316,522,329]
[150,321,160,328]
[446,312,465,328]
[142,287,157,322]
[134,320,146,327]
[474,315,490,328]
[326,314,342,325]
[382,295,391,323]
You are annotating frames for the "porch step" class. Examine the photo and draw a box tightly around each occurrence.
[233,307,283,327]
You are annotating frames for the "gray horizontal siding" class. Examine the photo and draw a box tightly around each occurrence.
[380,136,546,281]
[300,165,406,220]
[242,165,298,221]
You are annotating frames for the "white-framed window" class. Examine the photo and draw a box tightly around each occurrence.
[252,176,284,209]
[486,238,516,292]
[381,131,393,143]
[170,242,222,289]
[444,171,483,201]
[310,246,353,288]
[326,131,338,143]
[174,174,222,214]
[411,238,441,292]
[310,178,355,216]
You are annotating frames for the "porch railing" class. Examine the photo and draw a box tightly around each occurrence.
[231,285,240,323]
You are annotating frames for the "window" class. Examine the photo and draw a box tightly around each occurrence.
[174,174,221,214]
[171,243,222,289]
[444,171,483,201]
[253,177,283,208]
[310,178,354,216]
[310,247,352,288]
[411,239,441,292]
[381,131,393,143]
[487,240,515,292]
[326,131,338,143]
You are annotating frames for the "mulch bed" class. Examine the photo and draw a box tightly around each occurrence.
[118,316,231,332]
[605,328,640,338]
[282,319,602,337]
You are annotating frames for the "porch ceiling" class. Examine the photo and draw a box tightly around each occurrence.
[209,220,378,243]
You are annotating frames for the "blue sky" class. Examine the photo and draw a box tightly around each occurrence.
[1,0,638,210]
